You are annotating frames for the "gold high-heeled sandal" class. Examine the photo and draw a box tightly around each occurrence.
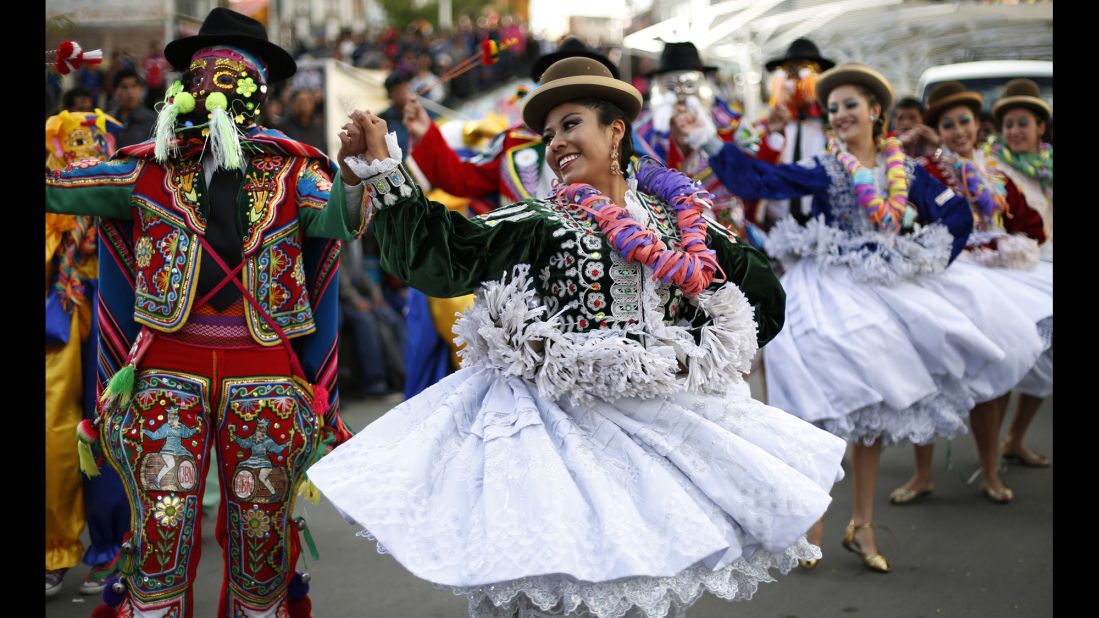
[842,520,891,573]
[889,483,934,505]
[798,558,820,571]
[1001,441,1050,468]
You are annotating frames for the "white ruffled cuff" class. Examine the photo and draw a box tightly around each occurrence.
[342,132,403,179]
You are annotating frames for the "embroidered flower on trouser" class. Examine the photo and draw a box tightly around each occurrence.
[154,495,184,527]
[242,506,271,538]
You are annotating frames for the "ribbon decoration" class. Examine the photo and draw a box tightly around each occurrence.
[47,41,104,75]
[413,37,519,98]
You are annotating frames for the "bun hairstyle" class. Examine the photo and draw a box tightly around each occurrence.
[571,97,635,174]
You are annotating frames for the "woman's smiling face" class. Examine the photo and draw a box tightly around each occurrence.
[542,102,623,186]
[827,85,878,144]
[1001,107,1045,154]
[937,104,978,158]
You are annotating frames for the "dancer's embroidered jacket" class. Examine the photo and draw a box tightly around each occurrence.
[46,126,368,445]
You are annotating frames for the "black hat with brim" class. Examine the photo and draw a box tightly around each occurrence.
[765,38,835,72]
[165,7,297,83]
[648,42,717,77]
[530,38,620,82]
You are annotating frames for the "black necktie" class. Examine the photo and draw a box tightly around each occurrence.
[197,167,244,311]
[791,120,809,224]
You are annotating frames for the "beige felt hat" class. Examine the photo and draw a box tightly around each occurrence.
[521,56,643,134]
[924,81,984,128]
[992,79,1051,123]
[815,63,894,113]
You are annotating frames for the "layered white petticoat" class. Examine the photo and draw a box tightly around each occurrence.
[961,257,1053,397]
[308,267,846,617]
[764,217,1047,446]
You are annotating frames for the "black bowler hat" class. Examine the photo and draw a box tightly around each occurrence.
[164,7,297,83]
[648,42,717,77]
[530,38,620,82]
[765,38,834,72]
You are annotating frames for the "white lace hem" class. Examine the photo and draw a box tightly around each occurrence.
[765,215,955,286]
[818,375,975,447]
[455,538,821,618]
[962,231,1041,270]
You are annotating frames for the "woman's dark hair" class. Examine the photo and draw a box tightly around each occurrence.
[852,84,886,139]
[571,97,634,174]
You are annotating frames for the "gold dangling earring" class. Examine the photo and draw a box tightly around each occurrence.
[610,145,621,176]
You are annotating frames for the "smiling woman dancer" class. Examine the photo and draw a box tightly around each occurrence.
[307,57,847,617]
[986,79,1055,469]
[890,82,1052,507]
[693,63,1044,573]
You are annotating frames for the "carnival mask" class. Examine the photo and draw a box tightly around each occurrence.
[650,70,715,133]
[45,109,123,171]
[769,62,822,118]
[154,46,269,169]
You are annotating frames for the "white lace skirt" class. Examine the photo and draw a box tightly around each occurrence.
[960,258,1054,397]
[764,258,1045,446]
[307,368,846,618]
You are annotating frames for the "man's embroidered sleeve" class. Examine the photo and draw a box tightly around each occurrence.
[46,157,142,220]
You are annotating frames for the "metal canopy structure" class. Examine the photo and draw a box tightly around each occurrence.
[623,0,1052,117]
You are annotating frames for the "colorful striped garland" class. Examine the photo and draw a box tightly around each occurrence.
[832,136,910,231]
[553,159,721,298]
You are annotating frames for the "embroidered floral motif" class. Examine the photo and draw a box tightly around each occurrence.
[236,77,258,98]
[154,495,184,527]
[291,255,306,287]
[135,236,154,268]
[253,155,283,172]
[242,507,271,538]
[584,262,605,280]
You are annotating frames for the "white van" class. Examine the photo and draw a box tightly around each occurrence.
[915,61,1052,113]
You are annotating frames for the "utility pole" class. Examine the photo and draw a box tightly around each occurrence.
[164,0,176,44]
[440,0,453,29]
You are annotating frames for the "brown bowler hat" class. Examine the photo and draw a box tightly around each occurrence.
[924,81,983,128]
[521,56,643,134]
[815,63,894,114]
[992,79,1051,123]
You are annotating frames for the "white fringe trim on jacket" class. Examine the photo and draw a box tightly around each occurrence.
[453,264,759,405]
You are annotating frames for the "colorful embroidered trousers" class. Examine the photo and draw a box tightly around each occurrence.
[101,336,318,617]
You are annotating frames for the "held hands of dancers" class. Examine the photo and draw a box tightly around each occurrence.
[337,110,399,184]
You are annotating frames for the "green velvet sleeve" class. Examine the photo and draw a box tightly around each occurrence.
[297,159,370,241]
[371,166,548,298]
[45,157,143,220]
[704,217,786,347]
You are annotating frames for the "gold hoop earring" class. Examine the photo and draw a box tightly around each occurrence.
[610,145,621,176]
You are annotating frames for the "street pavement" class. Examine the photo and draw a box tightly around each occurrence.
[47,378,1052,617]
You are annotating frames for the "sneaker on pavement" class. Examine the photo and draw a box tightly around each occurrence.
[79,564,114,595]
[45,569,67,599]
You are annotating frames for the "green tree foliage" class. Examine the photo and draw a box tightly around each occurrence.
[375,0,492,30]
